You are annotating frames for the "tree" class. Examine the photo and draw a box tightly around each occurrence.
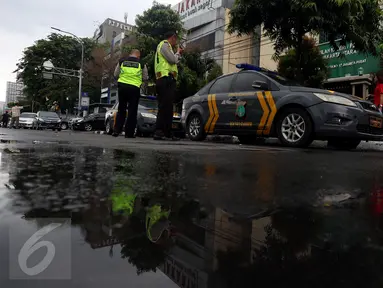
[15,33,96,112]
[228,0,383,82]
[278,37,328,87]
[130,2,221,101]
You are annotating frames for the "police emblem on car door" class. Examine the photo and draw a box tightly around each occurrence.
[235,100,247,119]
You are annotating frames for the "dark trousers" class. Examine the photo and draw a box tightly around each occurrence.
[155,76,176,137]
[115,83,140,136]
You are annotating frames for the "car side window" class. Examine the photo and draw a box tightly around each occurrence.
[232,72,268,92]
[209,74,235,94]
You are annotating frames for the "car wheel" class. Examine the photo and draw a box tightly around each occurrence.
[276,107,314,148]
[52,128,56,131]
[238,135,257,145]
[61,122,68,130]
[105,120,113,135]
[327,139,361,150]
[187,113,206,141]
[85,123,93,131]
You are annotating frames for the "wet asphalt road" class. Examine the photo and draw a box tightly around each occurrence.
[1,128,383,287]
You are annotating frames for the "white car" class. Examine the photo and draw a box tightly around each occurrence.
[19,112,37,129]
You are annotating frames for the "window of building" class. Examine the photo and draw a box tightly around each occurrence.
[209,74,235,94]
[111,100,116,105]
[112,31,117,38]
[232,72,268,92]
[187,32,215,52]
[319,31,342,44]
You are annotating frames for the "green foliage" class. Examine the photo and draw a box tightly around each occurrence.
[15,33,97,112]
[132,2,221,101]
[278,37,329,88]
[228,0,383,81]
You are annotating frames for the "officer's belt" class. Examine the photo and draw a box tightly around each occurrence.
[156,71,177,79]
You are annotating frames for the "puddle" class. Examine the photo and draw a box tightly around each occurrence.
[0,146,382,286]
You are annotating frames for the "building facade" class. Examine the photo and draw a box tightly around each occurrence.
[93,18,135,45]
[6,81,24,105]
[221,9,261,74]
[172,0,261,71]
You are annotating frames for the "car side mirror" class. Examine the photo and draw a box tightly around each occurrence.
[252,80,269,90]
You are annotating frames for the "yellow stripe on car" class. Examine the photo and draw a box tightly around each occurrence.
[256,91,270,135]
[204,94,214,133]
[263,91,277,135]
[209,94,219,133]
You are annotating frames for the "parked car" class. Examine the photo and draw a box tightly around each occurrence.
[72,113,106,131]
[181,63,382,149]
[19,113,37,129]
[104,95,183,137]
[36,111,62,131]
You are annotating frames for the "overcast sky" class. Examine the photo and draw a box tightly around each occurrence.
[0,0,179,102]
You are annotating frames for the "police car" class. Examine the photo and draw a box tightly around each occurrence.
[105,95,183,137]
[181,64,382,149]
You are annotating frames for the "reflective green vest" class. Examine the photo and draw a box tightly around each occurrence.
[155,40,178,80]
[118,60,142,88]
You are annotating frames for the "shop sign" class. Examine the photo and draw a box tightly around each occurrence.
[319,41,380,78]
[173,0,222,21]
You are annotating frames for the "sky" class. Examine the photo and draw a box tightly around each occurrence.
[0,0,179,102]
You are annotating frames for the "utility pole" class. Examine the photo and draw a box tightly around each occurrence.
[51,27,84,115]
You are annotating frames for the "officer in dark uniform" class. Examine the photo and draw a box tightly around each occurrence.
[113,49,148,138]
[153,31,183,140]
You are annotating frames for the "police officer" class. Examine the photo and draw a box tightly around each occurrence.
[154,31,183,140]
[113,49,148,138]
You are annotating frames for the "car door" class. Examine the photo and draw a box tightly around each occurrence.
[229,71,274,135]
[94,113,106,129]
[207,74,236,132]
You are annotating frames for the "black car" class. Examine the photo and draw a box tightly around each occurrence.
[105,95,183,136]
[36,111,62,131]
[181,63,382,149]
[72,113,106,131]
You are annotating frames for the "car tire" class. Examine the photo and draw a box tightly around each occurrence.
[85,123,93,131]
[61,122,68,130]
[187,113,206,141]
[57,128,62,132]
[52,128,56,131]
[327,139,361,150]
[276,107,314,148]
[105,119,113,135]
[238,135,258,145]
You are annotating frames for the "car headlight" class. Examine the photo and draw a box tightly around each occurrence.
[313,93,357,107]
[141,113,157,119]
[58,119,62,123]
[37,117,44,122]
[78,119,84,122]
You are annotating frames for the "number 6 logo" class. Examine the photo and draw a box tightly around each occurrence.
[18,223,62,276]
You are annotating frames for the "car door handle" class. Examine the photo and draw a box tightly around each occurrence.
[229,97,238,101]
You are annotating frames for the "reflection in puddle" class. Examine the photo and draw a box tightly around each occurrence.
[1,146,383,286]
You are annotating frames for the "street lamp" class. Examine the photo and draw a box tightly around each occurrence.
[51,27,84,115]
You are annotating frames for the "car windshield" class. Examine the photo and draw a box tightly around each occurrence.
[20,113,36,118]
[39,112,59,118]
[139,98,158,109]
[260,71,302,86]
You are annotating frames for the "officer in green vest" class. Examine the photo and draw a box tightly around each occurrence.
[153,31,183,140]
[113,49,148,138]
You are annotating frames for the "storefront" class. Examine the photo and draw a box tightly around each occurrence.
[319,41,380,99]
